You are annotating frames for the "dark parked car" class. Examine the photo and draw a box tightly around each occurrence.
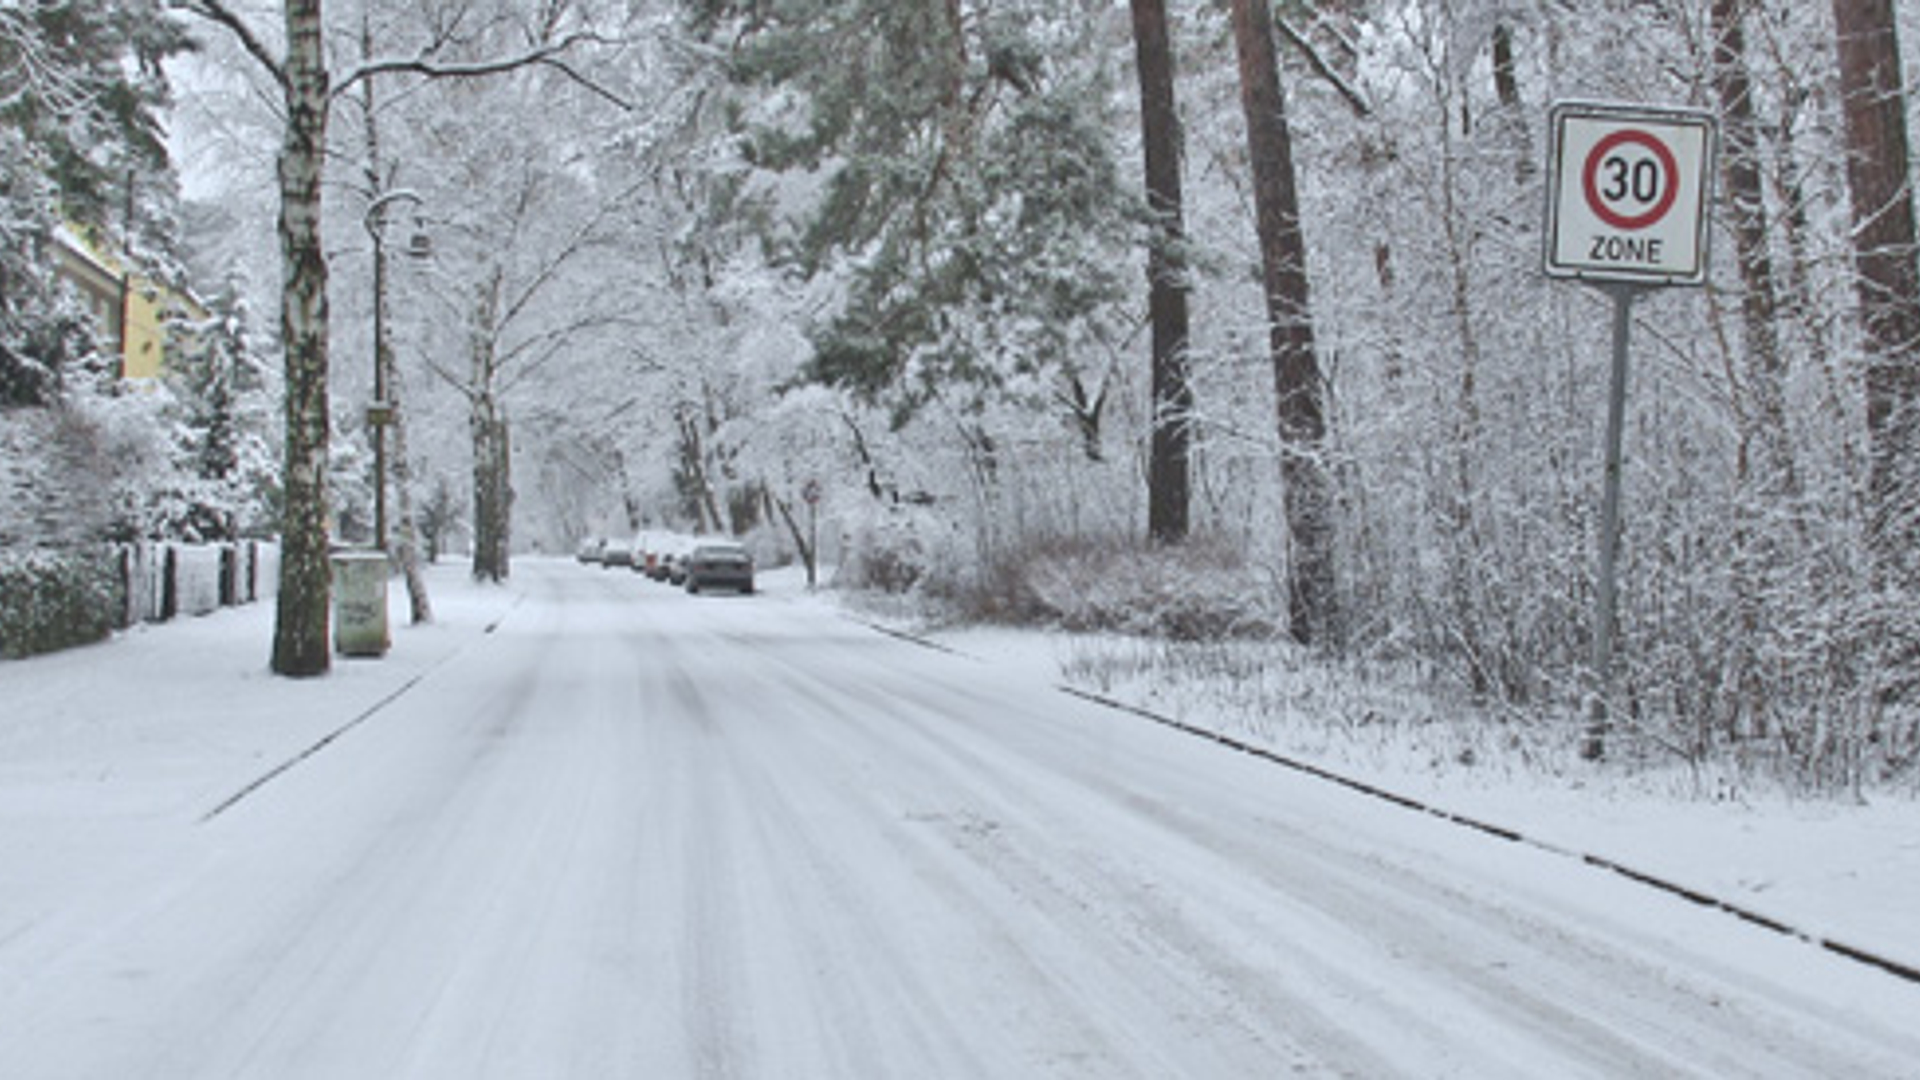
[683,542,754,595]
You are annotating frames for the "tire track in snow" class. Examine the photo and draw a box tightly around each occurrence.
[831,619,1920,1075]
[860,616,1920,989]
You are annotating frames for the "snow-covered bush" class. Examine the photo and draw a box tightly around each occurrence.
[0,547,118,659]
[952,534,1283,641]
[838,508,937,595]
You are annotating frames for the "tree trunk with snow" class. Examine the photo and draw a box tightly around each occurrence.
[467,272,512,583]
[1228,0,1340,648]
[1710,0,1790,738]
[1831,0,1920,584]
[384,323,434,618]
[1831,0,1920,724]
[1713,0,1790,487]
[470,398,512,583]
[358,31,431,625]
[1131,0,1191,545]
[270,0,333,678]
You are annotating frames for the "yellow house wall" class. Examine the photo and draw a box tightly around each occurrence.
[50,226,205,380]
[49,234,123,346]
[121,281,167,380]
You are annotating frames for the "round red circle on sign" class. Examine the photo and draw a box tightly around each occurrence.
[1581,129,1679,231]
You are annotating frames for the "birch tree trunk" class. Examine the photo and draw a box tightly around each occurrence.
[385,330,433,616]
[1131,0,1191,544]
[1228,0,1340,647]
[359,24,432,625]
[468,272,512,583]
[270,0,333,677]
[470,399,512,582]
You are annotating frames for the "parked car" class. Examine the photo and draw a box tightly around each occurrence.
[683,541,754,595]
[601,536,635,569]
[631,531,668,577]
[576,538,606,565]
[654,535,695,583]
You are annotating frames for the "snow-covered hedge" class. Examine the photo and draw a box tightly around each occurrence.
[889,532,1284,641]
[0,540,278,660]
[0,548,118,659]
[1011,537,1282,641]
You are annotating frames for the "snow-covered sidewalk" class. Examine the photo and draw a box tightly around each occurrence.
[0,563,524,949]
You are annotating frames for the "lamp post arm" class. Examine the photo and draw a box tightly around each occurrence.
[363,188,425,241]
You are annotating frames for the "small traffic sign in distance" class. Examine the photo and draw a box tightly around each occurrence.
[1545,101,1716,286]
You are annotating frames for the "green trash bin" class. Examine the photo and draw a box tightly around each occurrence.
[332,549,390,657]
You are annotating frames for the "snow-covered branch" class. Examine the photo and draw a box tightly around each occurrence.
[1,10,93,116]
[1274,14,1370,118]
[172,0,287,90]
[331,32,630,109]
[492,176,652,338]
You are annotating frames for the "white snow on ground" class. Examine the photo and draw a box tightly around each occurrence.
[0,565,524,954]
[2,561,1915,978]
[909,621,1920,982]
[0,557,1916,1076]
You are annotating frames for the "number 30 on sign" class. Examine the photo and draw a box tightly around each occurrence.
[1545,102,1716,286]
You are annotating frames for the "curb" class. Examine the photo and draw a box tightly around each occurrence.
[1057,685,1920,988]
[857,615,1920,988]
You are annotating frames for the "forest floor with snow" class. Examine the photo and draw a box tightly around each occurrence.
[840,589,1920,987]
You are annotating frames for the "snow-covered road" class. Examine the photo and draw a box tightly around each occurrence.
[4,560,1918,1077]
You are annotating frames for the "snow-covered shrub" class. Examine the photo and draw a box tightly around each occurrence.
[839,505,945,594]
[971,534,1282,640]
[0,547,118,659]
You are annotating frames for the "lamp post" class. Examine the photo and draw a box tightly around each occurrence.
[362,189,426,552]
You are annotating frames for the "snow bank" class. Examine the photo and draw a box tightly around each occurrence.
[891,619,1920,982]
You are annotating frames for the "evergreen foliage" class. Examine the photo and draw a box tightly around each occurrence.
[0,0,192,405]
[0,547,117,659]
[708,0,1137,427]
[158,287,276,541]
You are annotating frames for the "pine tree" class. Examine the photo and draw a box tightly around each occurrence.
[1228,0,1339,647]
[1131,0,1192,545]
[0,0,191,405]
[705,1,1135,432]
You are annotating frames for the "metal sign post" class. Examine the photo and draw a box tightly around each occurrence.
[1588,283,1638,759]
[1543,101,1716,760]
[802,479,822,590]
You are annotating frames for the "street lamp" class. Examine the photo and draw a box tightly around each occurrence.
[361,189,429,552]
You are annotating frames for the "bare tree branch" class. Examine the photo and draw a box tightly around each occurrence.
[493,174,651,336]
[1273,12,1370,119]
[422,352,478,402]
[537,57,635,111]
[331,31,628,107]
[500,312,650,392]
[172,0,287,90]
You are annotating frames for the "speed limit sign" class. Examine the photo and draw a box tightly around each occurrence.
[1545,101,1715,286]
